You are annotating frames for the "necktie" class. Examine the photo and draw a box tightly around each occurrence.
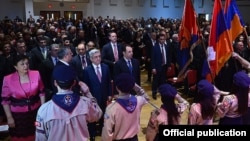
[81,56,86,67]
[113,44,119,62]
[161,45,166,65]
[54,57,58,66]
[96,66,102,82]
[42,48,46,59]
[127,60,133,74]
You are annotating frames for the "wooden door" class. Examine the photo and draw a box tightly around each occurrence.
[40,11,60,20]
[64,11,83,20]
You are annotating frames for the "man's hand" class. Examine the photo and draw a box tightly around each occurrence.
[78,81,89,94]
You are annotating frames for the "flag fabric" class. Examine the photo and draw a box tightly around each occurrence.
[204,0,233,80]
[178,0,200,77]
[224,0,245,42]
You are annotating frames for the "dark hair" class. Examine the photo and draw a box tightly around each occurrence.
[156,33,165,40]
[231,84,249,115]
[56,80,74,90]
[16,39,26,47]
[196,91,215,120]
[12,54,29,66]
[121,43,132,52]
[108,31,116,37]
[161,96,180,125]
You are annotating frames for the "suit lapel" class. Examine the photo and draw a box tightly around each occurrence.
[91,65,101,83]
[122,58,130,73]
[100,64,106,82]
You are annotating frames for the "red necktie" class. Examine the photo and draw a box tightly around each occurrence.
[113,44,119,62]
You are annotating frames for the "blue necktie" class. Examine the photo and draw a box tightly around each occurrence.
[128,60,132,74]
[54,57,58,66]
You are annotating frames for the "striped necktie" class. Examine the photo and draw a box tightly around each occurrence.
[96,66,102,82]
[81,56,86,67]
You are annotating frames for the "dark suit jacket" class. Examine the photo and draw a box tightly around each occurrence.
[83,63,111,110]
[39,56,55,90]
[39,56,55,101]
[114,58,141,85]
[101,42,123,78]
[151,42,172,71]
[30,46,49,70]
[70,54,91,81]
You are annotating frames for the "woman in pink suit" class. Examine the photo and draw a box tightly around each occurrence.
[1,55,45,141]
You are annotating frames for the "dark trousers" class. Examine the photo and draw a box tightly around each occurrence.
[219,116,243,125]
[152,66,167,96]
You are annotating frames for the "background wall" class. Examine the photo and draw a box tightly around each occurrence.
[1,0,250,23]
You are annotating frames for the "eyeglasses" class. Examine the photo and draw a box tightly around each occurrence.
[40,41,46,44]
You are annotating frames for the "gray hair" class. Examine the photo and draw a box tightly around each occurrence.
[57,47,71,59]
[88,48,100,58]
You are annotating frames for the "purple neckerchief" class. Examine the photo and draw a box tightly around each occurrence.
[116,95,137,113]
[52,93,80,113]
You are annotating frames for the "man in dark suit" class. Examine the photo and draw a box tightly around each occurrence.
[52,47,80,94]
[70,43,91,81]
[151,34,172,100]
[39,43,60,101]
[143,31,157,82]
[30,36,50,70]
[56,47,73,67]
[101,31,123,79]
[83,48,112,141]
[114,44,141,86]
[6,39,34,73]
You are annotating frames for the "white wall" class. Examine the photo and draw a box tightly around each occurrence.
[0,0,214,21]
[90,0,213,20]
[1,0,250,23]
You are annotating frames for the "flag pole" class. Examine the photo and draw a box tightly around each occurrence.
[177,0,200,78]
[194,17,215,84]
[200,35,215,84]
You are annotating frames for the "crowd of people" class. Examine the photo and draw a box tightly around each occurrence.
[0,15,250,141]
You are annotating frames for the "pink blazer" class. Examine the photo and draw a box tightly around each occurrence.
[1,70,45,112]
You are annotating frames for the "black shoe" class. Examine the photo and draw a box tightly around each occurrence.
[152,95,157,100]
[90,137,95,141]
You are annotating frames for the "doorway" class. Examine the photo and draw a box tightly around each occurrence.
[40,11,60,20]
[64,11,83,20]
